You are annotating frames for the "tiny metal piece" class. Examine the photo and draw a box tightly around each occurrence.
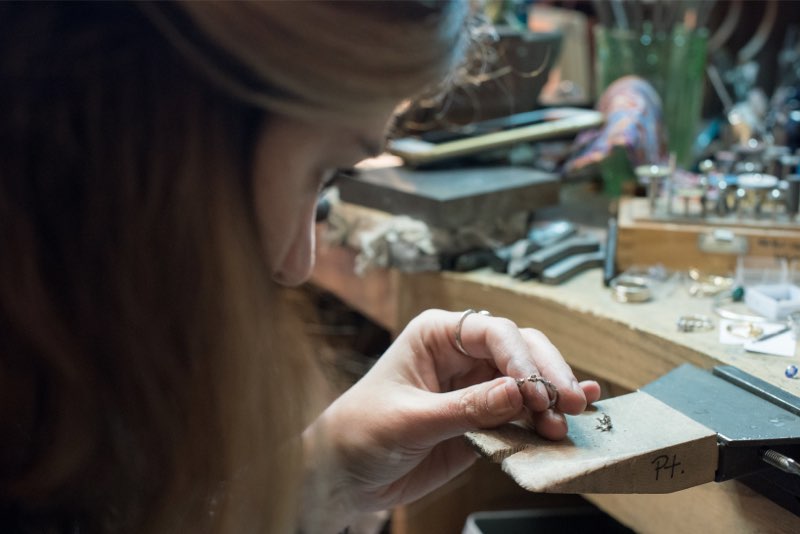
[676,314,714,333]
[725,321,764,339]
[516,373,559,409]
[454,309,491,357]
[686,268,733,298]
[634,164,670,213]
[596,412,613,432]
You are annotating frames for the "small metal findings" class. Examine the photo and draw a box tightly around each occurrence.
[687,268,733,297]
[786,365,798,379]
[596,412,612,432]
[725,321,764,339]
[676,314,714,333]
[634,164,671,212]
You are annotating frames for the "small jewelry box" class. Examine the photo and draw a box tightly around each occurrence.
[744,283,800,321]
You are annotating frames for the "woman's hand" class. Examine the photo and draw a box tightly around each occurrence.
[301,309,601,532]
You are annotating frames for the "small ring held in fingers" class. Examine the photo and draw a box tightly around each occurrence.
[454,309,491,357]
[516,374,559,409]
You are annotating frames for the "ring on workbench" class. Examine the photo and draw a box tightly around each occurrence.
[609,275,652,303]
[516,374,559,410]
[676,314,714,333]
[454,309,491,357]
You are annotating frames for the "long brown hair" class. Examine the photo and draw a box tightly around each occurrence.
[0,3,314,531]
[0,2,470,532]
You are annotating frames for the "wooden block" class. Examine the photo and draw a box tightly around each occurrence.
[466,391,718,494]
[616,197,800,273]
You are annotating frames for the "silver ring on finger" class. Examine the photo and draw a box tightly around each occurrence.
[516,374,559,409]
[454,309,492,357]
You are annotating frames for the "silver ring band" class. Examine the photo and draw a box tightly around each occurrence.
[455,309,491,357]
[676,314,715,333]
[712,290,767,323]
[609,275,652,303]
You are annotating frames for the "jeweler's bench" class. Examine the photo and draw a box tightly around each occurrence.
[312,242,800,534]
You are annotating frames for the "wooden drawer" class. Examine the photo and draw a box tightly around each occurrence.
[616,197,800,274]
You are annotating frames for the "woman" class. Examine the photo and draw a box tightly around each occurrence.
[0,2,601,533]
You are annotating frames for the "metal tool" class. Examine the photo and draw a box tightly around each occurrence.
[503,221,579,277]
[603,217,618,287]
[763,449,800,476]
[635,164,671,214]
[448,220,578,275]
[540,247,605,285]
[519,235,601,277]
[642,364,800,515]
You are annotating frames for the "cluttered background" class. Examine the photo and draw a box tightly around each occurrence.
[317,0,800,338]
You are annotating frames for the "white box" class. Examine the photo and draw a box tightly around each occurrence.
[744,284,800,321]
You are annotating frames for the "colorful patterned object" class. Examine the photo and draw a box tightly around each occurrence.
[567,75,666,173]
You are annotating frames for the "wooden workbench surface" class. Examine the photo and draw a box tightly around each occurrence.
[395,268,800,397]
[311,243,800,533]
[315,241,800,396]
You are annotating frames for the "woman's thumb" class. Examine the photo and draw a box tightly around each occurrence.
[432,377,524,436]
